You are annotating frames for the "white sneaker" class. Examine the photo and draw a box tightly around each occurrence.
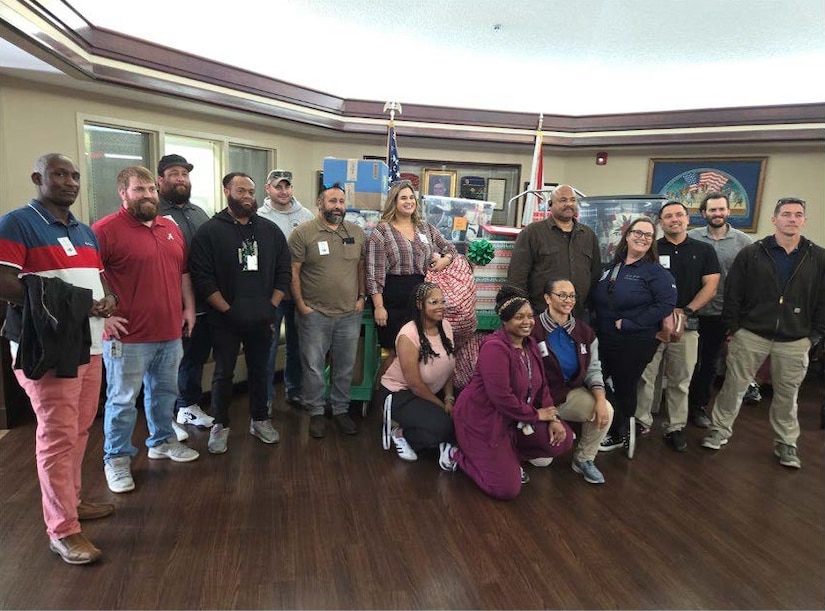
[528,457,554,467]
[390,427,417,462]
[148,438,199,462]
[250,419,280,444]
[176,405,215,428]
[172,420,189,442]
[438,442,457,472]
[209,424,230,454]
[104,456,135,493]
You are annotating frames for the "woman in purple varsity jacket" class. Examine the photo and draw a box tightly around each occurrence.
[438,285,573,500]
[530,277,613,484]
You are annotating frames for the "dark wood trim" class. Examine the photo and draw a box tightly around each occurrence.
[4,2,825,145]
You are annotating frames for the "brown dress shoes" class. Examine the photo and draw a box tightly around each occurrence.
[77,500,115,521]
[49,532,102,565]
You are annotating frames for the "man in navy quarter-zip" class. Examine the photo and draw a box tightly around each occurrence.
[702,198,825,469]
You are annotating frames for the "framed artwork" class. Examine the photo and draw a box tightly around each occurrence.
[646,157,767,231]
[423,169,457,197]
[486,178,507,210]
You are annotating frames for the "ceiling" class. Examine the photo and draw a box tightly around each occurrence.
[2,0,825,116]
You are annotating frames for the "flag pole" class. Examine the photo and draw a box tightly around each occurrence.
[383,102,403,184]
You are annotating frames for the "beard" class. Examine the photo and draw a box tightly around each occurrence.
[160,183,191,206]
[126,196,158,222]
[707,216,727,228]
[227,193,257,219]
[322,208,344,225]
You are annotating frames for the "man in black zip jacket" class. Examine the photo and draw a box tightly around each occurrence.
[188,172,291,454]
[702,198,825,469]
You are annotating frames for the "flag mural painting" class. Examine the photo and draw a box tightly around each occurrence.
[647,157,767,231]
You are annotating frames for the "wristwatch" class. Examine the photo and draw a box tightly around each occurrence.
[683,306,695,316]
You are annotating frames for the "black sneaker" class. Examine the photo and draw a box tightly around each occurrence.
[664,429,688,452]
[743,382,762,405]
[690,406,712,429]
[520,467,530,484]
[599,434,623,452]
[309,414,326,438]
[333,413,358,435]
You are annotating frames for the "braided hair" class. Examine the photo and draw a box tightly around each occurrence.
[495,284,530,322]
[409,282,455,364]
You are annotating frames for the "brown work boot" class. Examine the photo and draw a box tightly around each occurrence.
[49,532,102,565]
[77,500,115,521]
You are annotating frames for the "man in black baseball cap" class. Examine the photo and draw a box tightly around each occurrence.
[158,154,194,176]
[157,154,215,441]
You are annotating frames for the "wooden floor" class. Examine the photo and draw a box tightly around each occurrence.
[0,376,823,610]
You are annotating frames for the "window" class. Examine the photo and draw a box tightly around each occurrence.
[84,124,152,222]
[228,144,270,197]
[163,135,219,216]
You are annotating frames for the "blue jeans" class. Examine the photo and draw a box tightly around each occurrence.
[102,339,183,462]
[297,309,361,416]
[176,314,213,410]
[266,299,302,403]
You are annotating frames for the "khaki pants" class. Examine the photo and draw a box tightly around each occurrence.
[557,387,614,462]
[636,330,699,433]
[711,328,810,446]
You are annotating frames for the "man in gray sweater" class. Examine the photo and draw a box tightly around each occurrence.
[258,169,315,410]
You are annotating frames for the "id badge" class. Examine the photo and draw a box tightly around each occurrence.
[418,232,429,244]
[318,241,330,256]
[537,340,549,357]
[245,254,258,271]
[110,340,123,358]
[57,236,78,257]
[659,255,671,269]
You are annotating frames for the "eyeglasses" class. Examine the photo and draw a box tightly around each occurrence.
[550,292,577,301]
[628,229,655,240]
[776,198,806,206]
[319,182,345,193]
[425,298,447,306]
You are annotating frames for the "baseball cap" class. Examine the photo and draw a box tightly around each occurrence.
[266,169,293,185]
[158,154,194,175]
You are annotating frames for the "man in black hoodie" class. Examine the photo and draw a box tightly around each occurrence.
[702,198,825,469]
[189,172,292,454]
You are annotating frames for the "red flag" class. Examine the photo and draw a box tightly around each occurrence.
[522,122,544,226]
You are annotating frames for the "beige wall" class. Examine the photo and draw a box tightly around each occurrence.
[2,76,823,243]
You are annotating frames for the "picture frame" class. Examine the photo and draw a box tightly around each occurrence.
[423,169,457,197]
[646,157,767,231]
[486,177,507,210]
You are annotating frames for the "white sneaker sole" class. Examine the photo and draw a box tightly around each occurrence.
[147,448,199,462]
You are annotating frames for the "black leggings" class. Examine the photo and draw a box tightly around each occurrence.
[598,331,659,436]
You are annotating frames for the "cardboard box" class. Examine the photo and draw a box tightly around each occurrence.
[322,158,389,211]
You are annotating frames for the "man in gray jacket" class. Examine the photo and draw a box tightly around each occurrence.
[258,169,315,410]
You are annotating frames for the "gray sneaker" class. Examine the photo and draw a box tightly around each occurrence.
[774,443,801,469]
[572,458,605,484]
[701,429,728,450]
[208,424,230,454]
[104,456,135,493]
[148,439,199,462]
[250,419,280,444]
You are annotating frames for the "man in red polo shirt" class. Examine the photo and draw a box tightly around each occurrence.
[93,166,198,494]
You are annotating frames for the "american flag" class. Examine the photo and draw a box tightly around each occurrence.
[699,171,728,191]
[387,123,400,183]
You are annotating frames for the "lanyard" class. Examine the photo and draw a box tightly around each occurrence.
[521,348,533,405]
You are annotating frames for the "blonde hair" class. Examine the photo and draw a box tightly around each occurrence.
[380,181,421,226]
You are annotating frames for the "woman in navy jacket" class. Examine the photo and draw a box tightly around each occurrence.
[592,217,676,458]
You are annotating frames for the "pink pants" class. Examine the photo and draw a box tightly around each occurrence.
[14,356,103,539]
